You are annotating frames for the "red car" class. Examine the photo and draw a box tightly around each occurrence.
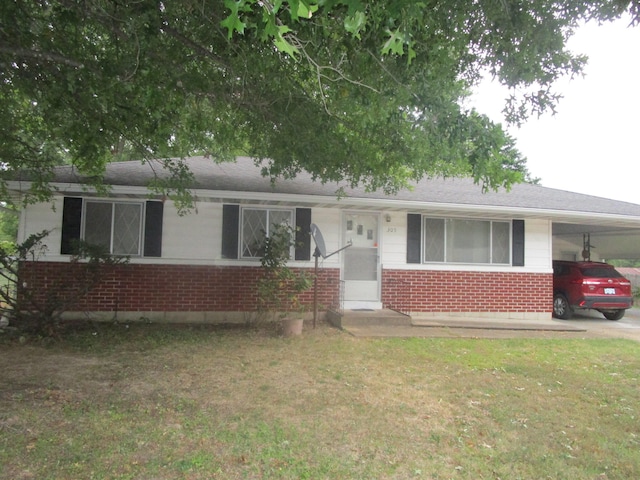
[552,260,633,321]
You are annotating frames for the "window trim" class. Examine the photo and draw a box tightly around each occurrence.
[422,216,512,265]
[81,200,145,256]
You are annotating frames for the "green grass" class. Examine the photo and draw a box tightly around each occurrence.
[1,322,639,479]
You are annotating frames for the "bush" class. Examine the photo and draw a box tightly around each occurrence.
[0,230,128,337]
[256,223,312,319]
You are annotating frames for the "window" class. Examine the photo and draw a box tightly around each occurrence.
[241,208,294,258]
[83,201,143,255]
[423,217,511,264]
[222,205,311,261]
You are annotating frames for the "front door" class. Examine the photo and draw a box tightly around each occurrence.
[343,212,381,307]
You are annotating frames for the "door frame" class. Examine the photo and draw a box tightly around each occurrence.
[341,210,382,309]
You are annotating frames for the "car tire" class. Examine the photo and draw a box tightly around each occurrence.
[601,309,625,321]
[553,293,573,319]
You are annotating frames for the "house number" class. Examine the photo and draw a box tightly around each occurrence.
[387,227,397,233]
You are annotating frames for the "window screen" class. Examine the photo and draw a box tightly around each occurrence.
[83,201,142,255]
[423,217,511,265]
[241,208,293,258]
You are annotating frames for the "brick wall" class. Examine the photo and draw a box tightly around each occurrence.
[18,262,340,313]
[382,269,552,314]
[18,262,552,316]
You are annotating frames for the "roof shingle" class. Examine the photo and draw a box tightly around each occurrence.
[48,156,640,217]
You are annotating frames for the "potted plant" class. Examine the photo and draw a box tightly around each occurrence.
[257,223,312,336]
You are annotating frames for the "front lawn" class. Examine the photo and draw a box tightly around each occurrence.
[1,322,639,479]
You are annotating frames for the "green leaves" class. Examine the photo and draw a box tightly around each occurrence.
[272,25,299,56]
[221,0,365,56]
[221,0,250,37]
[343,10,366,38]
[291,0,319,21]
[2,0,636,206]
[381,28,417,63]
[257,223,312,314]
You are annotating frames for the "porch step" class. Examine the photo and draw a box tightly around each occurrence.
[329,309,412,329]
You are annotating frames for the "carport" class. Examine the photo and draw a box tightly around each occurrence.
[553,219,640,261]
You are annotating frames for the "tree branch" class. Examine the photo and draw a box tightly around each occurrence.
[160,23,232,71]
[0,45,84,68]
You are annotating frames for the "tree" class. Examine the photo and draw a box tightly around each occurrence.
[0,206,19,243]
[1,1,636,207]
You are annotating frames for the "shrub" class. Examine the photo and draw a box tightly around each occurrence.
[0,230,128,337]
[256,223,312,319]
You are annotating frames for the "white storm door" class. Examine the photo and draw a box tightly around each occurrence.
[343,213,380,302]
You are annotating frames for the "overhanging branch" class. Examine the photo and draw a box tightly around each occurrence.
[0,45,84,68]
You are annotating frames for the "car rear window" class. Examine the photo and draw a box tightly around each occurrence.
[579,267,622,278]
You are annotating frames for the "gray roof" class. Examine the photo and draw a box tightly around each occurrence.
[47,156,640,218]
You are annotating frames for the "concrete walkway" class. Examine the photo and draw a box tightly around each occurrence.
[342,307,640,341]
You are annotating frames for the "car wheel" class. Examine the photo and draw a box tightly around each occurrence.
[601,309,625,321]
[553,294,573,319]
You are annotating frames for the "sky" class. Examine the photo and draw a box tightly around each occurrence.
[471,16,640,205]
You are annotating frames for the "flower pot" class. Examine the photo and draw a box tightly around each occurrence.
[282,318,303,337]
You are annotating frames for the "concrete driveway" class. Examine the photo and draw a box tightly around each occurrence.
[343,307,640,341]
[551,306,640,341]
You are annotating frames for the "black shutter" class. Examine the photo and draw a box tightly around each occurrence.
[512,219,525,266]
[407,213,422,264]
[60,197,83,254]
[143,201,163,257]
[295,208,312,261]
[222,204,240,259]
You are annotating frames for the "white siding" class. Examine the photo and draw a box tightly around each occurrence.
[380,211,406,266]
[162,201,220,260]
[306,207,341,266]
[523,219,552,270]
[18,198,555,272]
[378,212,553,273]
[19,199,64,259]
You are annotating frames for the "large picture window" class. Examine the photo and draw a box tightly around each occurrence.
[83,201,143,255]
[241,208,294,258]
[423,217,511,264]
